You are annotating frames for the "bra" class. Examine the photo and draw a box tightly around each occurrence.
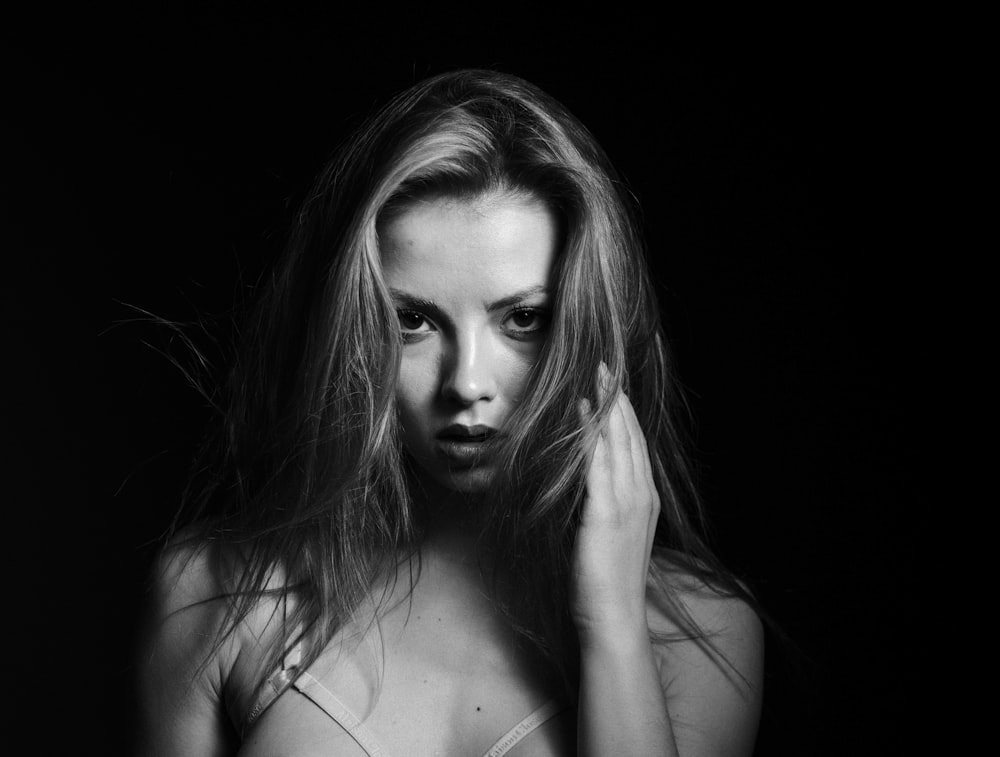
[242,643,570,757]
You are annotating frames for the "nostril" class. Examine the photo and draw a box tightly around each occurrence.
[441,372,493,405]
[440,341,497,404]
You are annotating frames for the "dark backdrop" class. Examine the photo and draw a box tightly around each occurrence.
[4,9,935,755]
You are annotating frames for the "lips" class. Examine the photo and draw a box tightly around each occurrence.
[434,424,498,466]
[435,424,497,442]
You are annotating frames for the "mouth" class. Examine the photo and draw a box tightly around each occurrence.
[434,424,499,466]
[435,424,498,442]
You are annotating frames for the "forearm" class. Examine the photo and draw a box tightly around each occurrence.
[577,630,677,757]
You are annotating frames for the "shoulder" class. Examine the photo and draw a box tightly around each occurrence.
[647,549,762,634]
[141,533,231,668]
[136,533,288,755]
[136,534,237,754]
[142,531,258,658]
[645,552,764,755]
[140,534,251,702]
[147,532,225,612]
[647,553,763,652]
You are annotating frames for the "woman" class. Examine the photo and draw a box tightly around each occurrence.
[137,69,764,756]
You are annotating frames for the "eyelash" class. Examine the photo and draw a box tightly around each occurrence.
[503,308,549,339]
[395,306,550,342]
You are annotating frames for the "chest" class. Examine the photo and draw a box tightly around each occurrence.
[236,583,576,756]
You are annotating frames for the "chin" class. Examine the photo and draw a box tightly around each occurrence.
[419,461,498,496]
[444,470,495,495]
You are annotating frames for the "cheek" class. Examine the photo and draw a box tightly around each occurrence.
[499,346,541,402]
[395,355,435,426]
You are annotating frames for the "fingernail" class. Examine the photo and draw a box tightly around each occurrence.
[597,361,612,398]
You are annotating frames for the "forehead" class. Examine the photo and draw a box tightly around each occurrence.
[378,193,558,299]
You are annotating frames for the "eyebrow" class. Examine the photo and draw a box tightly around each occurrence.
[388,285,551,313]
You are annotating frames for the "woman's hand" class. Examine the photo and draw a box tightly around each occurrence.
[571,363,660,650]
[571,364,762,756]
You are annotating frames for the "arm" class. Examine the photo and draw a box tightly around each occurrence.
[135,541,238,757]
[577,595,763,757]
[650,590,764,757]
[572,367,763,755]
[577,631,674,756]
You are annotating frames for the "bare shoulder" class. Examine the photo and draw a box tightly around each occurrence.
[136,534,236,754]
[147,532,226,617]
[137,533,286,756]
[646,555,764,661]
[645,552,765,756]
[141,531,250,659]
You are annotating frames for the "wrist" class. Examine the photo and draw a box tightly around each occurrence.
[576,621,651,658]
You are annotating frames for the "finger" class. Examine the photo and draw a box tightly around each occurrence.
[577,396,593,434]
[596,361,618,423]
[596,363,637,489]
[577,397,600,482]
[608,390,637,493]
[578,398,614,505]
[617,390,645,487]
[596,361,612,399]
[617,391,661,559]
[584,432,617,522]
[618,391,655,496]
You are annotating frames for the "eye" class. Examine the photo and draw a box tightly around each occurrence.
[397,310,434,340]
[502,307,549,339]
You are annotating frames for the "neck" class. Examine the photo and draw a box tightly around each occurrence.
[410,473,495,569]
[400,472,530,638]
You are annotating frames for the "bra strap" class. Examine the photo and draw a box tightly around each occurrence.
[242,639,304,734]
[293,671,386,757]
[483,699,568,757]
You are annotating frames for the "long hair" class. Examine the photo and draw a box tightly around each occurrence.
[169,68,750,710]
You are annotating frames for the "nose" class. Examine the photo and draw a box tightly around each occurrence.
[440,330,497,406]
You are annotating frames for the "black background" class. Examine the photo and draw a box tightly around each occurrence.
[4,7,937,755]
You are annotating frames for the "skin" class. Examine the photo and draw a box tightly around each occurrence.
[381,191,556,500]
[137,190,764,756]
[381,192,763,755]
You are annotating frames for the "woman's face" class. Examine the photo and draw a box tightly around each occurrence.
[380,192,558,494]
